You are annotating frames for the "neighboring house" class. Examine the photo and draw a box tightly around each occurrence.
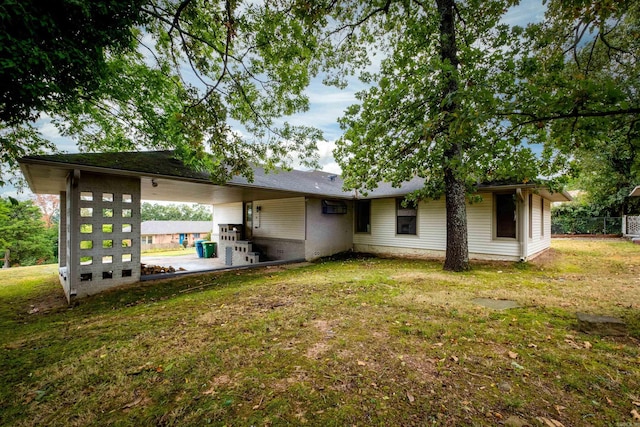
[141,220,212,250]
[18,151,571,301]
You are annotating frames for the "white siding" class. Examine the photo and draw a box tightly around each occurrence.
[353,193,523,261]
[527,194,551,258]
[468,193,520,258]
[305,198,353,259]
[212,202,243,239]
[353,198,446,250]
[253,197,305,240]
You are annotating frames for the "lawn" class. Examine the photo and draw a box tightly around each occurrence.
[1,239,639,426]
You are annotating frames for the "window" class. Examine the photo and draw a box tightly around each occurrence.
[355,200,371,233]
[142,235,153,244]
[396,198,417,235]
[193,233,200,238]
[495,193,516,238]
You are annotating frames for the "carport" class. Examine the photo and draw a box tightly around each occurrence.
[18,150,331,302]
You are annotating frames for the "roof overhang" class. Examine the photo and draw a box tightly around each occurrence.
[17,154,348,204]
[477,183,573,202]
[630,186,640,197]
[18,151,574,204]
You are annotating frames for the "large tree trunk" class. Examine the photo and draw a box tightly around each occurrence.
[3,249,9,269]
[437,0,470,271]
[443,159,470,271]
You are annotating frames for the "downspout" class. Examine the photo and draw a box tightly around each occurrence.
[516,188,527,262]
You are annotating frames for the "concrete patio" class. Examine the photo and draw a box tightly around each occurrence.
[141,252,225,273]
[139,252,306,281]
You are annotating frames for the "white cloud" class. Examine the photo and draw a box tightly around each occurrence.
[503,0,546,26]
[321,161,342,175]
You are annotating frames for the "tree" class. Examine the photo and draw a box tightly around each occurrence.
[32,194,60,228]
[0,197,54,267]
[141,202,212,221]
[507,0,640,211]
[1,0,324,185]
[0,0,148,125]
[326,0,536,271]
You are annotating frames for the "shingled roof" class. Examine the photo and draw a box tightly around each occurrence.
[18,150,571,202]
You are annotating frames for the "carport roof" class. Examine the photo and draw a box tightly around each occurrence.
[18,150,572,203]
[18,150,355,203]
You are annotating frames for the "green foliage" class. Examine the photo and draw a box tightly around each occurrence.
[509,0,640,212]
[1,0,325,184]
[0,197,56,266]
[0,0,148,124]
[551,202,622,234]
[330,0,541,199]
[141,202,212,221]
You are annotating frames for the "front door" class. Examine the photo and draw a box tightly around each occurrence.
[244,202,253,240]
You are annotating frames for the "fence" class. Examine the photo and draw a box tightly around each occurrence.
[551,216,622,235]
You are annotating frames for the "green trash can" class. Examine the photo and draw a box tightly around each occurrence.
[202,241,217,258]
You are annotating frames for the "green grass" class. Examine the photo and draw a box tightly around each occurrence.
[1,239,639,426]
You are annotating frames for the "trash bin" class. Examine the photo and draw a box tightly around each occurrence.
[195,239,205,258]
[202,241,217,258]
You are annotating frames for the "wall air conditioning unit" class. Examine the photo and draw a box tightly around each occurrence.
[322,200,347,214]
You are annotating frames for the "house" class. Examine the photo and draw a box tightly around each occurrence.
[141,220,212,250]
[18,150,571,301]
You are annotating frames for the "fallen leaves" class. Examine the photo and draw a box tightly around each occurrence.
[508,351,518,359]
[122,397,143,409]
[406,391,415,403]
[536,416,565,427]
[632,409,640,421]
[563,336,592,350]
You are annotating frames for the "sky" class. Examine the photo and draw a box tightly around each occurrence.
[2,0,546,200]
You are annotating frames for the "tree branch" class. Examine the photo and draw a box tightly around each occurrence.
[168,0,193,36]
[509,107,640,127]
[329,0,392,36]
